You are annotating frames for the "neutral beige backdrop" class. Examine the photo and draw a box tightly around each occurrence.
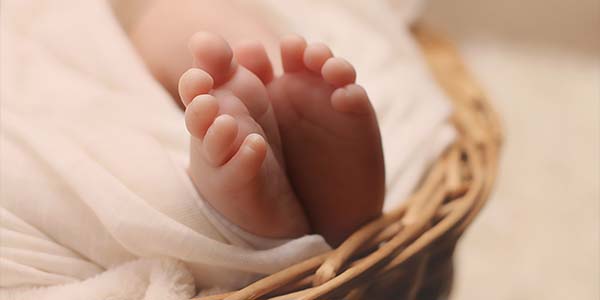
[421,0,599,299]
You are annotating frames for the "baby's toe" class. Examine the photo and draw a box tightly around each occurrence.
[219,133,267,185]
[280,34,307,73]
[203,114,239,166]
[331,84,372,115]
[234,40,274,84]
[179,68,214,107]
[322,57,356,87]
[303,43,333,73]
[185,94,219,137]
[189,32,237,85]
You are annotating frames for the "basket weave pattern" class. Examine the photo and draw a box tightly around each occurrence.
[196,25,503,300]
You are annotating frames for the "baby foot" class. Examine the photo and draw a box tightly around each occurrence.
[178,33,309,238]
[267,35,385,245]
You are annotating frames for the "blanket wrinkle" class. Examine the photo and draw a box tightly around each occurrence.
[0,258,196,300]
[1,0,454,298]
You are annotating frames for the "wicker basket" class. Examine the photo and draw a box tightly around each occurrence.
[195,25,503,300]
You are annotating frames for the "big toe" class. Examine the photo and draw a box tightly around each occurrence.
[189,32,237,85]
[280,34,307,73]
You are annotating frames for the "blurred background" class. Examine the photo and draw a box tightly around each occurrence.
[420,0,599,299]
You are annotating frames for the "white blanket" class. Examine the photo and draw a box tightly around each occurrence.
[0,0,454,298]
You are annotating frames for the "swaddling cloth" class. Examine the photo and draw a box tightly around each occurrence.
[0,0,454,294]
[0,0,329,291]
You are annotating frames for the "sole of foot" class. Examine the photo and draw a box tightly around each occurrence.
[178,32,310,238]
[266,35,385,246]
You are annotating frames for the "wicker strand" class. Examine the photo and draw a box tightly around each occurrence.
[313,157,447,285]
[297,185,448,300]
[224,254,329,300]
[193,24,502,300]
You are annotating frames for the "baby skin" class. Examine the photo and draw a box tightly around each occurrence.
[177,33,384,245]
[129,0,384,245]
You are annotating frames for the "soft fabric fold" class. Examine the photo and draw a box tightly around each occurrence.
[1,0,453,297]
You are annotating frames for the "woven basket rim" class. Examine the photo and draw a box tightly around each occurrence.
[196,24,503,300]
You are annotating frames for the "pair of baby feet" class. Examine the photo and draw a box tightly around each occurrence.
[178,32,385,246]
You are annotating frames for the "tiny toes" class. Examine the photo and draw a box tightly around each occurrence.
[189,32,236,85]
[331,84,372,114]
[203,114,239,166]
[322,57,356,87]
[280,34,307,73]
[185,94,219,137]
[179,68,214,107]
[303,43,333,73]
[220,133,267,184]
